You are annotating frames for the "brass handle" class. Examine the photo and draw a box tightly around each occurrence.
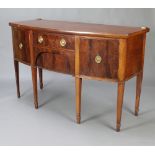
[60,38,66,47]
[19,43,23,50]
[95,55,102,64]
[38,36,44,44]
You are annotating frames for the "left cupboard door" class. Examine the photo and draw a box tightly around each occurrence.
[11,28,30,64]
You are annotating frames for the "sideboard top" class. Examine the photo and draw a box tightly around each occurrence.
[9,19,149,39]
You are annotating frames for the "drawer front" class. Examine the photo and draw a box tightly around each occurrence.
[33,32,75,50]
[12,28,30,63]
[79,38,119,79]
[35,48,75,75]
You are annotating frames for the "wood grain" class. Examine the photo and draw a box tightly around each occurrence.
[9,19,149,131]
[11,27,30,64]
[14,60,20,98]
[31,67,38,109]
[75,77,82,124]
[116,82,125,132]
[28,30,38,109]
[9,19,150,39]
[125,34,144,79]
[38,68,43,89]
[75,36,82,123]
[118,39,127,81]
[134,34,146,116]
[79,37,119,79]
[135,71,143,116]
[35,48,75,75]
[33,31,75,50]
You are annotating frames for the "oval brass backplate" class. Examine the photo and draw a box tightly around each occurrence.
[38,36,44,44]
[60,38,66,47]
[19,43,23,50]
[95,55,102,64]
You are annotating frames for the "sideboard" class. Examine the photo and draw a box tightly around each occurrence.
[9,19,149,131]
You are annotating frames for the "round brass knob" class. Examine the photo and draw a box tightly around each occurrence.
[19,43,23,50]
[60,38,66,47]
[38,36,44,44]
[95,55,102,64]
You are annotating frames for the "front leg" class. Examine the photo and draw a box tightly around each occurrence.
[75,77,82,124]
[116,81,125,132]
[31,66,38,109]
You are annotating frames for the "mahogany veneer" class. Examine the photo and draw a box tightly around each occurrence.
[9,19,149,131]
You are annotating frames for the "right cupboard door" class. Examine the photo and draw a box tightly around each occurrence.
[79,37,119,80]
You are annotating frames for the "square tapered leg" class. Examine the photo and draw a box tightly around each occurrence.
[38,68,43,90]
[75,77,82,124]
[31,66,38,109]
[116,82,125,132]
[14,60,20,98]
[135,71,143,116]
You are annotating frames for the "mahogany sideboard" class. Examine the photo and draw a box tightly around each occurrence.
[9,19,149,131]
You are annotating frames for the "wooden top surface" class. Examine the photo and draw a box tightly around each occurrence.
[9,19,149,38]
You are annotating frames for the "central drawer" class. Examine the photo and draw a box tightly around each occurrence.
[79,38,119,79]
[33,31,75,50]
[34,48,75,75]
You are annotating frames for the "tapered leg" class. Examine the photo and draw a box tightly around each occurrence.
[75,77,82,124]
[135,71,143,116]
[14,60,20,98]
[38,68,43,89]
[31,66,38,109]
[116,82,125,132]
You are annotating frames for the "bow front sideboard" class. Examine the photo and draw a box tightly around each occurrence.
[9,19,149,131]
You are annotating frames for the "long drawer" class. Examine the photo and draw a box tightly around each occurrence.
[33,31,75,51]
